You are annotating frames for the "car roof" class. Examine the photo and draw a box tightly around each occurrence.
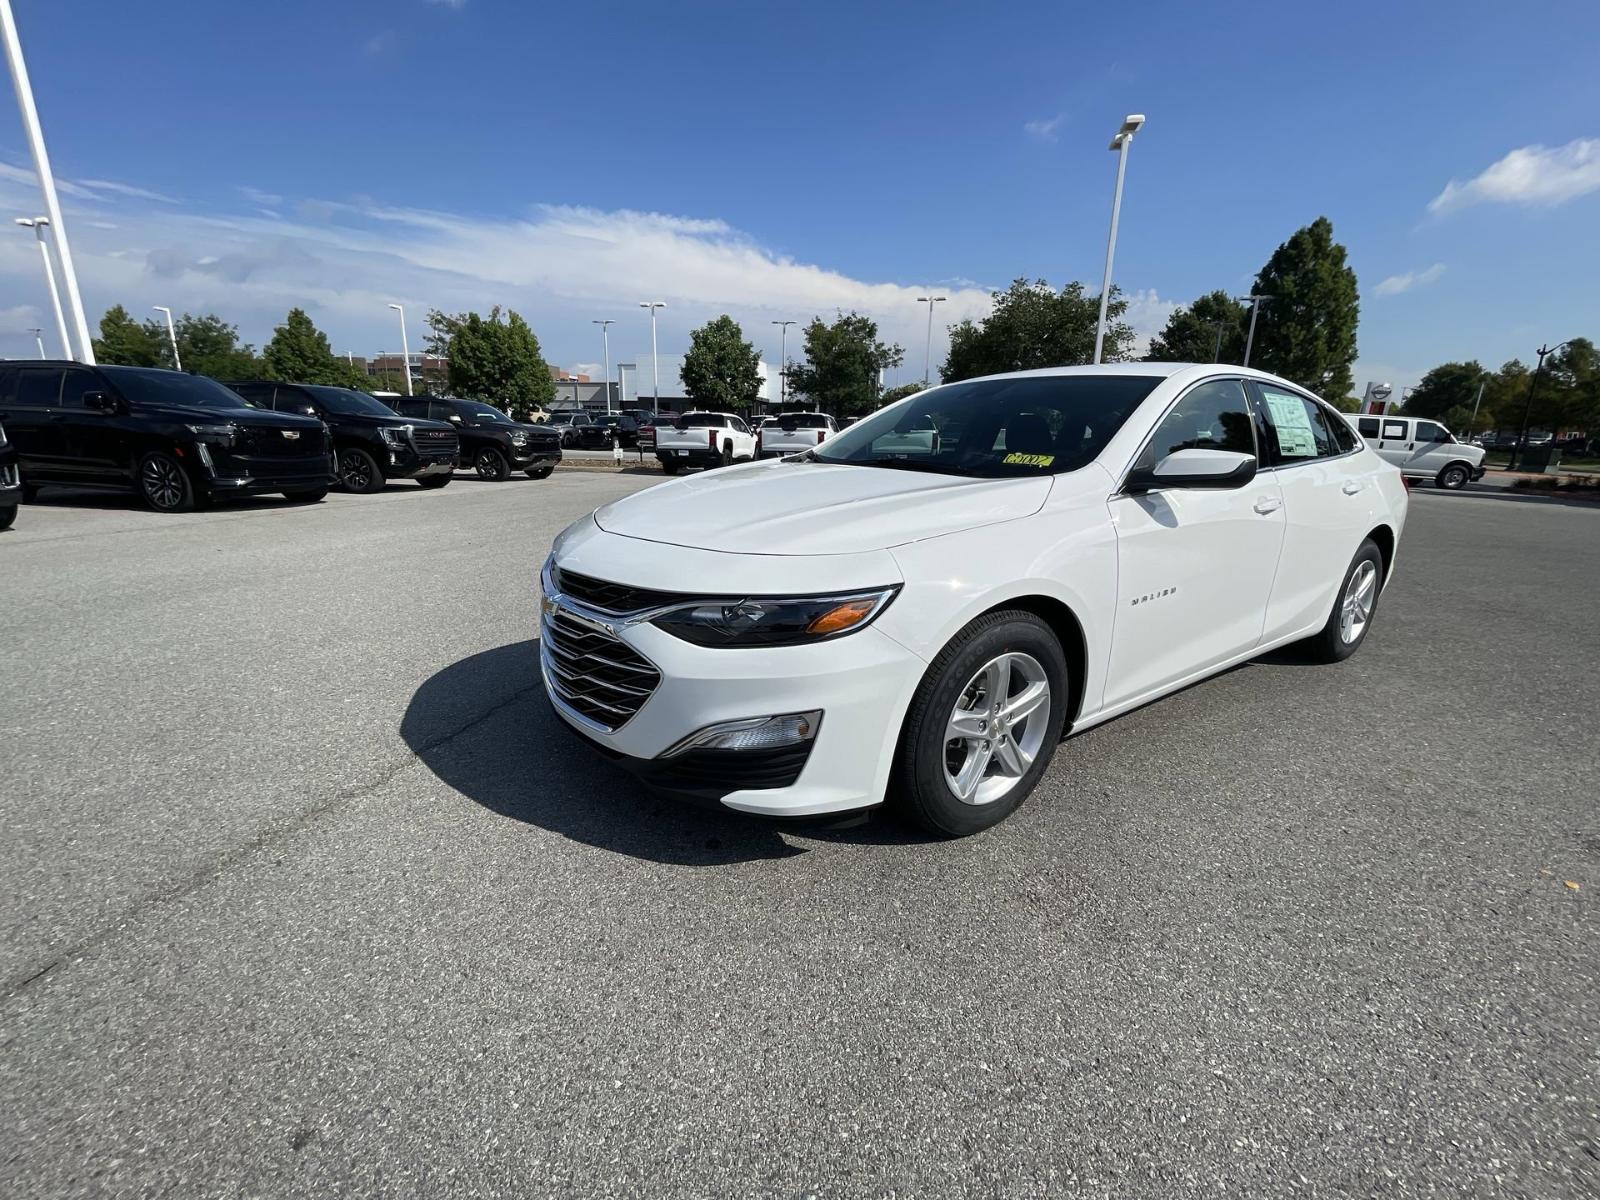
[954,362,1316,392]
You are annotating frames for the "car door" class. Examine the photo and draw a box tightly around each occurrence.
[1104,377,1287,707]
[1252,381,1376,639]
[1408,420,1454,474]
[2,367,68,478]
[1372,417,1413,469]
[56,367,130,483]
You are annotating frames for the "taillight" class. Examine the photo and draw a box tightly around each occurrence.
[1400,475,1411,492]
[709,428,717,450]
[816,429,825,444]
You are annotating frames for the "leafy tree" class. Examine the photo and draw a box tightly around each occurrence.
[784,313,903,417]
[879,382,928,404]
[1145,290,1248,364]
[262,308,365,386]
[1402,361,1488,421]
[1480,360,1532,433]
[1248,217,1360,400]
[93,305,161,366]
[426,306,554,410]
[1538,338,1600,433]
[681,315,762,411]
[164,313,263,378]
[942,278,1130,382]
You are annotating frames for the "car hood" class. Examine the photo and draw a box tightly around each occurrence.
[142,403,323,429]
[337,413,455,432]
[593,460,1053,555]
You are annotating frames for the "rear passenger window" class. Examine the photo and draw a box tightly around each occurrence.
[1357,417,1380,437]
[13,369,63,407]
[1381,420,1407,440]
[1259,384,1334,462]
[1138,379,1256,470]
[1325,410,1359,453]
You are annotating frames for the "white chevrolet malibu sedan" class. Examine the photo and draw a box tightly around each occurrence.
[540,365,1407,836]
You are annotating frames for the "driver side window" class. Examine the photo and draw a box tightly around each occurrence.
[1138,379,1255,470]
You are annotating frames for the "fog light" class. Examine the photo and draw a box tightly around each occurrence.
[663,710,822,756]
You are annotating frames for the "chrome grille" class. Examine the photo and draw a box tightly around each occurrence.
[540,605,661,731]
[554,567,684,615]
[412,428,458,457]
[237,425,326,457]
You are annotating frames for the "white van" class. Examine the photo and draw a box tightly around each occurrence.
[1345,413,1485,489]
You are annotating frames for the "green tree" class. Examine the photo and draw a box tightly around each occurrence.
[262,308,366,386]
[784,312,904,417]
[1247,217,1360,400]
[681,314,762,411]
[1538,339,1600,434]
[879,381,928,404]
[1145,290,1249,364]
[1402,361,1488,422]
[942,278,1130,382]
[92,305,161,366]
[426,306,554,410]
[165,313,263,378]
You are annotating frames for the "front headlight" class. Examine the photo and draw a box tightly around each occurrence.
[380,424,412,447]
[650,587,899,648]
[510,431,531,446]
[184,422,235,444]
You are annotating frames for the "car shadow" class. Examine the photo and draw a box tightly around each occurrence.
[401,640,929,866]
[1448,484,1600,510]
[26,486,313,513]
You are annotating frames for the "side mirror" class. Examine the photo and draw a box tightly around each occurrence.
[1127,448,1257,493]
[83,390,121,415]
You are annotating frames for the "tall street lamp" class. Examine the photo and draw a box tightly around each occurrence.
[639,302,666,412]
[592,319,614,413]
[1508,340,1572,472]
[1094,113,1145,364]
[1,2,95,362]
[771,319,795,406]
[386,303,411,395]
[14,216,68,357]
[152,305,181,371]
[916,294,946,385]
[1239,294,1272,368]
[27,325,42,357]
[1206,320,1227,363]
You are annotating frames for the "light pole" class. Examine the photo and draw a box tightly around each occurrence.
[26,326,42,357]
[1094,113,1145,364]
[916,294,946,385]
[639,301,665,412]
[1466,380,1486,439]
[771,319,795,406]
[14,217,68,357]
[1,1,94,363]
[571,372,582,412]
[1240,294,1272,367]
[593,319,614,412]
[386,303,411,395]
[1207,320,1227,363]
[1508,341,1571,472]
[152,305,181,371]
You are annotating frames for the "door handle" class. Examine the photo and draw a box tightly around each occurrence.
[1342,481,1363,495]
[1253,496,1282,515]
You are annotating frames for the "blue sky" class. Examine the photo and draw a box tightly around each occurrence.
[1,0,1597,395]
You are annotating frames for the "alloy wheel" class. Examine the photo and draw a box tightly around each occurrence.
[142,456,186,510]
[339,450,372,491]
[942,651,1051,806]
[1441,465,1468,488]
[1340,560,1378,644]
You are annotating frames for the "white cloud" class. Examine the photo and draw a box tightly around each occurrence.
[1373,262,1446,296]
[1120,288,1179,357]
[76,179,179,204]
[364,30,397,57]
[1024,114,1066,142]
[1429,138,1600,212]
[426,0,468,7]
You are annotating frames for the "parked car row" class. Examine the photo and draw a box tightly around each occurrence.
[0,362,561,520]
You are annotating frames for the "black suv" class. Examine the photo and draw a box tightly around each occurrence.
[0,363,332,512]
[0,419,20,530]
[389,396,561,480]
[587,412,642,448]
[226,381,459,493]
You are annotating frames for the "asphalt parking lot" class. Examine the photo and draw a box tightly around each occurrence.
[1,475,1596,1198]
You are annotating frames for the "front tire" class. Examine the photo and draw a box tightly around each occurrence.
[138,451,195,513]
[1305,539,1384,663]
[891,611,1069,837]
[1436,463,1471,490]
[336,447,385,494]
[0,504,15,531]
[474,447,511,481]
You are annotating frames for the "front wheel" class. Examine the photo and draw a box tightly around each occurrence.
[336,447,385,494]
[891,611,1068,837]
[0,504,15,531]
[1436,463,1471,490]
[1304,539,1384,663]
[138,451,195,513]
[474,447,511,481]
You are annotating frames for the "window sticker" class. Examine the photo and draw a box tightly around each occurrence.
[1002,452,1055,467]
[1263,391,1317,458]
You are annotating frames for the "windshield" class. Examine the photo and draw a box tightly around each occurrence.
[457,401,512,424]
[305,387,400,417]
[678,414,724,427]
[592,415,622,427]
[100,367,259,411]
[778,414,829,428]
[813,374,1162,477]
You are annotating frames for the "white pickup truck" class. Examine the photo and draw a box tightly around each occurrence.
[756,411,838,458]
[653,412,758,474]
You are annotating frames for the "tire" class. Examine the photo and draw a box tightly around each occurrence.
[0,504,15,531]
[416,474,452,489]
[474,447,511,481]
[137,451,195,513]
[1304,539,1384,663]
[336,446,385,494]
[282,488,328,504]
[891,610,1069,837]
[660,459,679,475]
[1436,462,1471,490]
[526,464,554,480]
[718,442,733,468]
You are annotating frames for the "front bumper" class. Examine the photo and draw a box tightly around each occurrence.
[385,446,459,479]
[1471,463,1486,481]
[537,583,926,818]
[511,443,562,469]
[197,445,335,496]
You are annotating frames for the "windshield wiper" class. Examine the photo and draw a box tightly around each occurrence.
[841,457,979,476]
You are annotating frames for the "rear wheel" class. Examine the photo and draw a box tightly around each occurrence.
[892,611,1068,837]
[718,442,733,468]
[475,447,511,481]
[1305,539,1384,662]
[137,451,195,513]
[416,474,452,489]
[336,446,385,494]
[660,459,679,475]
[1436,463,1471,490]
